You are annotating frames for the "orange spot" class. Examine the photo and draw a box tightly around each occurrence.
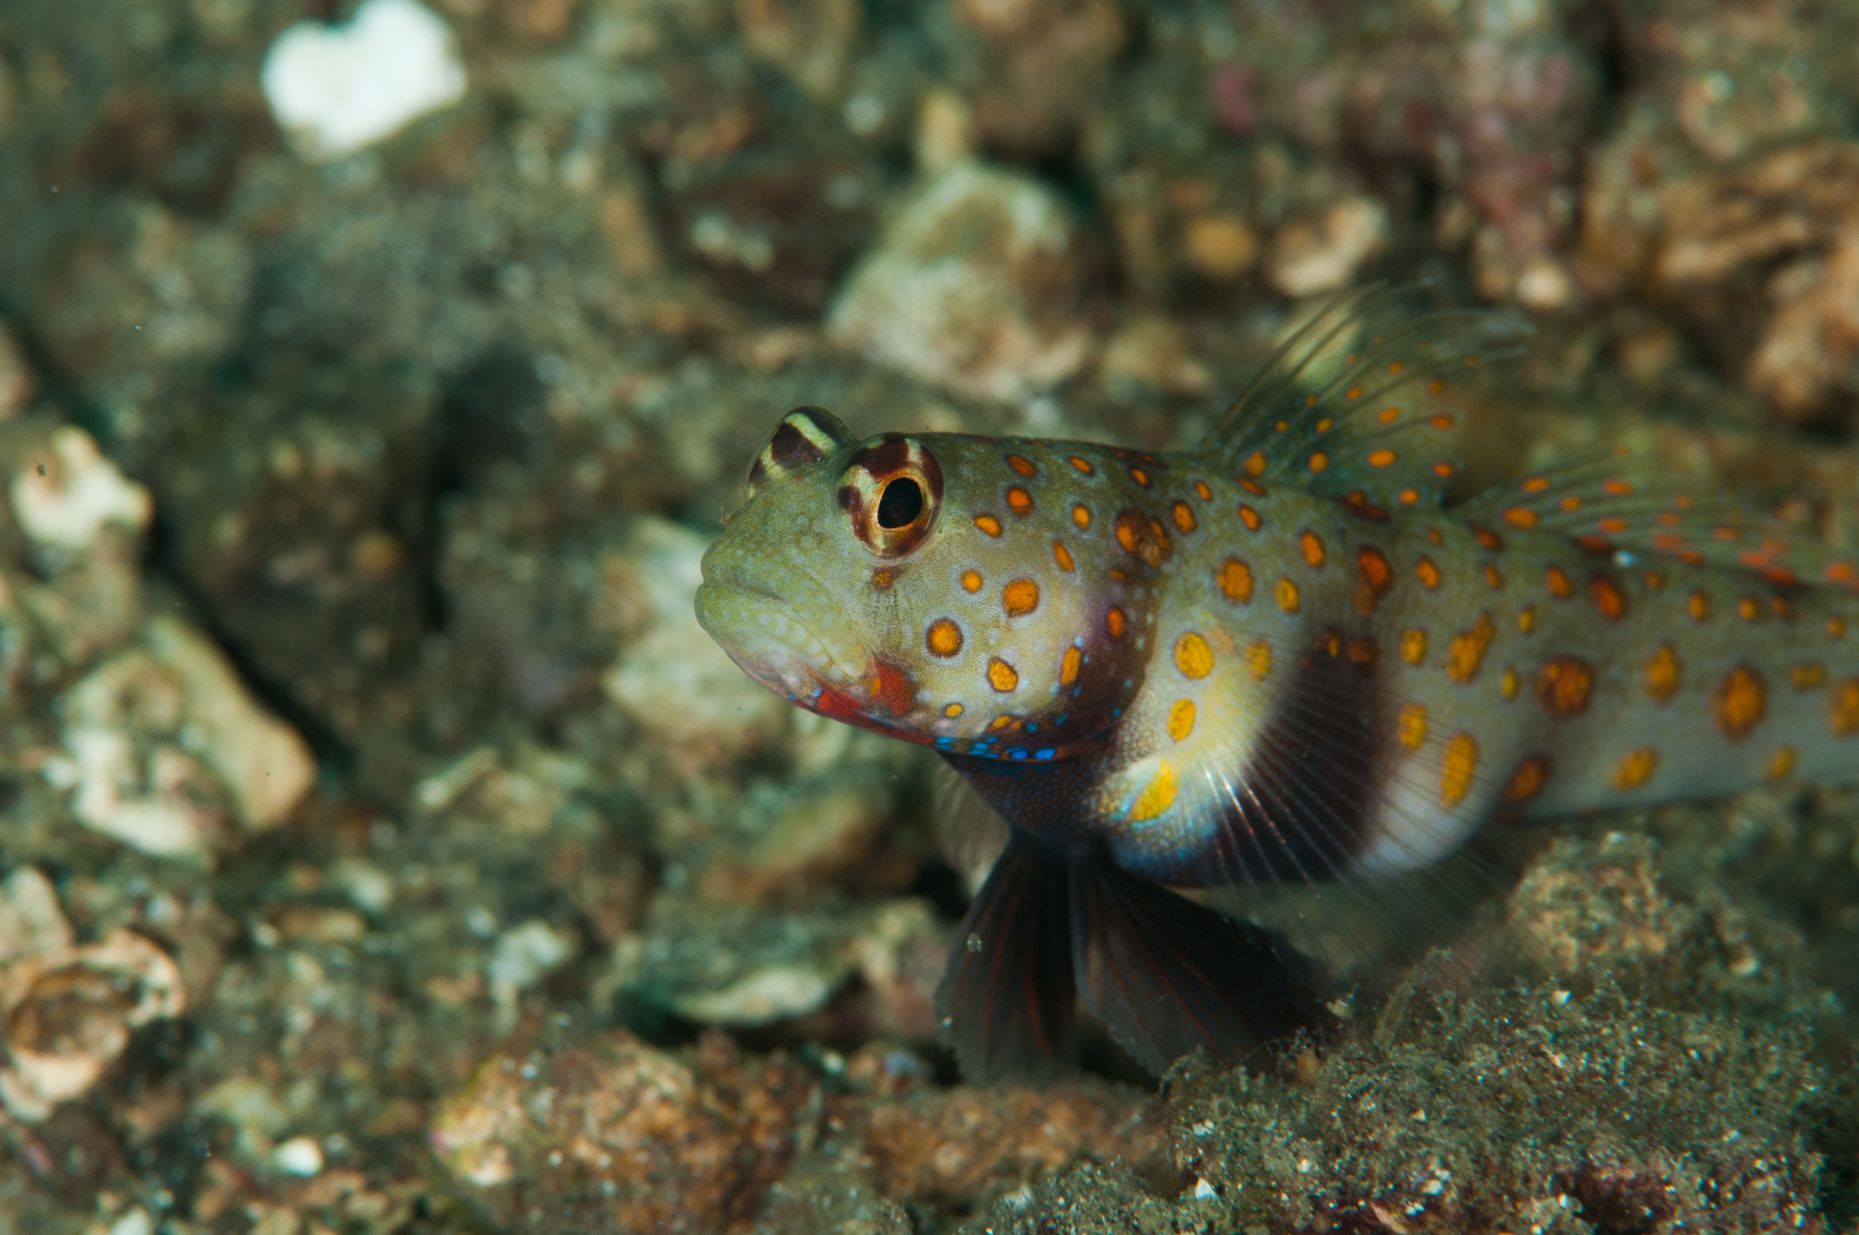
[1828,616,1847,639]
[1218,558,1254,603]
[1400,628,1428,665]
[1174,632,1214,679]
[1535,655,1596,717]
[1643,644,1681,705]
[1167,699,1196,742]
[871,567,896,590]
[1068,455,1095,475]
[1416,556,1442,590]
[1299,530,1326,568]
[1129,466,1151,487]
[961,569,984,593]
[926,618,964,658]
[1128,761,1177,822]
[1398,703,1428,750]
[1503,756,1550,804]
[1714,664,1767,742]
[1243,450,1267,477]
[1790,662,1827,691]
[1052,541,1075,572]
[1007,453,1037,477]
[1006,486,1033,516]
[1770,594,1795,621]
[1307,451,1329,474]
[1276,578,1301,613]
[1440,732,1480,809]
[1114,512,1142,554]
[1833,678,1859,736]
[1106,606,1127,639]
[1356,547,1393,614]
[1612,747,1658,791]
[1172,501,1197,533]
[1502,506,1540,529]
[1399,488,1421,505]
[1345,385,1364,401]
[943,703,963,718]
[1060,645,1081,687]
[1483,563,1504,590]
[1245,639,1273,681]
[1446,612,1496,683]
[1072,504,1092,530]
[1238,504,1263,532]
[1590,573,1629,621]
[1238,478,1267,496]
[1194,479,1212,501]
[1366,448,1397,468]
[1474,526,1504,552]
[1687,590,1711,622]
[1521,476,1551,494]
[986,657,1019,693]
[1002,578,1040,617]
[1545,566,1574,599]
[974,514,1003,537]
[1737,596,1761,622]
[1767,747,1797,781]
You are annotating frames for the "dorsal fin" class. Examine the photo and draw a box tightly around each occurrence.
[1457,451,1859,593]
[1202,285,1532,510]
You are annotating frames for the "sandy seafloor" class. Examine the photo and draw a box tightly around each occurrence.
[1,1,1858,1231]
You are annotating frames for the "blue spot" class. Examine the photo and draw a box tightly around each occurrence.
[1112,707,1123,718]
[1009,748,1028,760]
[1035,748,1056,760]
[1025,721,1038,734]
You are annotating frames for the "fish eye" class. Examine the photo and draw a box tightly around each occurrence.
[841,435,943,558]
[877,477,924,529]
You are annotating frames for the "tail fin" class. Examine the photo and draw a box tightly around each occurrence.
[1069,857,1336,1077]
[935,834,1078,1084]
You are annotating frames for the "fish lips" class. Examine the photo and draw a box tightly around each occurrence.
[695,577,860,706]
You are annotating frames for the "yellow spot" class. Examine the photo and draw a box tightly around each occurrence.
[1072,504,1092,530]
[871,568,896,590]
[1053,541,1075,572]
[989,715,1014,731]
[1068,455,1094,475]
[974,514,1003,537]
[1167,699,1196,742]
[1611,747,1658,791]
[1106,606,1127,639]
[986,658,1019,693]
[1245,639,1273,681]
[1503,756,1549,804]
[1171,501,1197,533]
[1518,605,1537,635]
[1002,578,1040,617]
[1416,556,1441,590]
[1767,746,1797,781]
[1400,628,1428,665]
[1356,546,1393,614]
[1440,733,1480,809]
[1446,612,1496,683]
[1833,678,1859,736]
[1238,504,1263,532]
[1006,486,1033,516]
[1643,644,1681,705]
[1218,558,1254,603]
[961,569,984,593]
[1398,704,1428,750]
[926,618,964,658]
[1276,578,1301,613]
[943,702,963,718]
[1535,655,1596,717]
[1060,645,1082,687]
[1128,760,1178,822]
[1714,664,1767,742]
[1007,453,1037,477]
[1501,668,1520,699]
[1299,530,1326,568]
[1790,662,1826,691]
[1174,632,1215,679]
[1688,590,1711,621]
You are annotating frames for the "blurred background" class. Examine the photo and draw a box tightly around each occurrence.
[0,1,1857,1231]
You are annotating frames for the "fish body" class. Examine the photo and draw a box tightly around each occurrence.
[696,289,1859,1080]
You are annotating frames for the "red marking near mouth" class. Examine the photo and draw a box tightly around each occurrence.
[807,657,920,736]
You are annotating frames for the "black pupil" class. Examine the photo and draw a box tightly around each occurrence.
[876,477,925,529]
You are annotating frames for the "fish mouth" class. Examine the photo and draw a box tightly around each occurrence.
[695,573,865,705]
